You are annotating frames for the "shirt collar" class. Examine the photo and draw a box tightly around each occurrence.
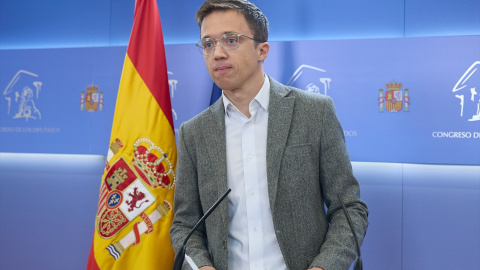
[222,74,270,116]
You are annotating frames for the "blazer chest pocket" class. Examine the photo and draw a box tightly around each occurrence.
[284,143,312,154]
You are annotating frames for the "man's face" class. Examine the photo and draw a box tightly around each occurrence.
[200,9,268,92]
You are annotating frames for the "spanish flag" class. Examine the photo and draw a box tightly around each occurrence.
[86,0,176,269]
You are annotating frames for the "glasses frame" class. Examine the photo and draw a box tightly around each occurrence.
[196,33,263,56]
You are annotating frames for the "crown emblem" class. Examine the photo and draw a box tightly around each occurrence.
[87,84,99,93]
[385,80,403,91]
[132,138,175,189]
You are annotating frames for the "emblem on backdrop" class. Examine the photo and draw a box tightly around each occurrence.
[286,65,332,96]
[80,84,103,112]
[2,70,42,121]
[378,80,411,112]
[452,61,480,122]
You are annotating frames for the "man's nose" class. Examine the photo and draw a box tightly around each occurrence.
[213,40,227,59]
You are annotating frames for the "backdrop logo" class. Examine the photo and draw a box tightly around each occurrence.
[80,84,103,112]
[2,70,42,121]
[452,61,480,122]
[378,80,410,112]
[286,65,331,96]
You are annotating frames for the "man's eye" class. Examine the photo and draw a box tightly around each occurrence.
[204,42,214,48]
[227,39,236,44]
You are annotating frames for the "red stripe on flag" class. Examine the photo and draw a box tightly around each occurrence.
[96,185,108,215]
[86,234,101,270]
[127,0,173,129]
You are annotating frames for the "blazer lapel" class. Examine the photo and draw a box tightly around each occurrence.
[266,77,295,214]
[200,99,229,224]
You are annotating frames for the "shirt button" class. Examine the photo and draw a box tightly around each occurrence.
[250,191,255,196]
[253,226,257,231]
[247,155,252,161]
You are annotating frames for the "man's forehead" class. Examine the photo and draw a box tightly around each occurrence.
[200,10,250,38]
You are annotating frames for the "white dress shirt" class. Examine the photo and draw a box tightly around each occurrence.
[222,75,288,270]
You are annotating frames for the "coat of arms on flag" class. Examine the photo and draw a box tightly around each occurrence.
[378,80,411,112]
[96,138,174,260]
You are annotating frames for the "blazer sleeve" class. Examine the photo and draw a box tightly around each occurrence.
[170,123,213,269]
[311,97,369,270]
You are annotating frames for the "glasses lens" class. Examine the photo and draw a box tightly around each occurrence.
[200,38,215,55]
[221,34,239,50]
[198,34,242,55]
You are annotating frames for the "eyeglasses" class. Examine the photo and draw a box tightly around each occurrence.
[196,33,263,56]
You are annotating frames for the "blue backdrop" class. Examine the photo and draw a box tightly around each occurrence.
[1,37,479,164]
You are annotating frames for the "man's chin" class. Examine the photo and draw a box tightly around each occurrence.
[213,81,229,91]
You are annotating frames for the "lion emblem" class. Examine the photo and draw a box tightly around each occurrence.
[125,187,149,212]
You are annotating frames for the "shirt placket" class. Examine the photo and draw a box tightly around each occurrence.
[242,103,264,270]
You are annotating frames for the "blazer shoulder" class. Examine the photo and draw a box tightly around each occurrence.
[180,98,223,130]
[289,87,332,104]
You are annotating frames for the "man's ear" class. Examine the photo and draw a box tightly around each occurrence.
[258,42,270,61]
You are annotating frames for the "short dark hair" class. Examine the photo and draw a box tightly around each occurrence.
[195,0,269,43]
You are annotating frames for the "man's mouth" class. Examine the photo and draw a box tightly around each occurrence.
[215,66,232,71]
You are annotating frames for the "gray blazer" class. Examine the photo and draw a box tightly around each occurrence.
[170,77,368,270]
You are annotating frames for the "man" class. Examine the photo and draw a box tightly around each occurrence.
[170,1,369,269]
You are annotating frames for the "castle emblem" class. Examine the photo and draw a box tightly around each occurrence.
[378,80,410,112]
[80,84,103,112]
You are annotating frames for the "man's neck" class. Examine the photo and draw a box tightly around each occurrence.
[223,74,266,118]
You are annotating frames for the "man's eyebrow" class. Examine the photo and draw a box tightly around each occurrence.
[201,31,237,39]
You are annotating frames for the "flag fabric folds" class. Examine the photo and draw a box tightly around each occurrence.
[87,0,176,269]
